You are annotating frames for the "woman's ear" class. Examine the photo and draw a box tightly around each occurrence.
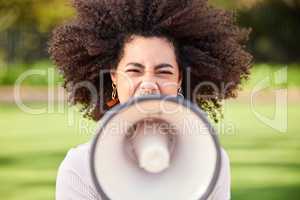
[178,73,182,87]
[110,70,117,84]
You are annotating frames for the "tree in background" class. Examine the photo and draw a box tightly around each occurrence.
[238,0,300,63]
[0,0,74,64]
[0,0,299,65]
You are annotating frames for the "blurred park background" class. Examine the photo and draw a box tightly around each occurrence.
[0,0,300,199]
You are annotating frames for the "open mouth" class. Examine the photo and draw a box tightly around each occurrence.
[134,89,160,97]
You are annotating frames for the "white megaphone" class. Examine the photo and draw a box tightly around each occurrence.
[90,95,221,200]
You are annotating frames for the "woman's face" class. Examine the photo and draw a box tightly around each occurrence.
[110,35,182,103]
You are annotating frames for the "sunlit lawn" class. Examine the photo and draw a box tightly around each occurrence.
[0,100,299,200]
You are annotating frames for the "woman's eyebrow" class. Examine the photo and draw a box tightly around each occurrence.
[126,62,174,70]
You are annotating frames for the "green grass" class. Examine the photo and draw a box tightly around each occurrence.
[0,101,300,199]
[218,101,300,199]
[0,103,92,200]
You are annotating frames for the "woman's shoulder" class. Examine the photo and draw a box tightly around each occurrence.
[57,141,93,180]
[60,142,91,166]
[220,147,231,185]
[220,147,230,167]
[56,140,101,199]
[209,147,231,200]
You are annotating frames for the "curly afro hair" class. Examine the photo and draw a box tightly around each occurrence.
[48,0,253,122]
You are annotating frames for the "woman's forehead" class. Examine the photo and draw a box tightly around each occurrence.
[119,35,178,67]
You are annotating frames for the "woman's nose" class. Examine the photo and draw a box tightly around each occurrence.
[140,81,159,91]
[135,81,160,97]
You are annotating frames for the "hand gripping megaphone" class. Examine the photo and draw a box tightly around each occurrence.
[90,95,221,200]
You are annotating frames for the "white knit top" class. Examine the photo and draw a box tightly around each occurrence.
[55,141,231,200]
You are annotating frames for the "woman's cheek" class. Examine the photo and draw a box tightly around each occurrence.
[159,80,179,96]
[117,84,130,103]
[117,77,137,103]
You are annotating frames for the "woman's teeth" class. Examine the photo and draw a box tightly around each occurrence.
[135,90,160,97]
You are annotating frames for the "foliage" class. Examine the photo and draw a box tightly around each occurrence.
[0,0,300,64]
[238,0,300,63]
[0,60,62,85]
[0,0,74,63]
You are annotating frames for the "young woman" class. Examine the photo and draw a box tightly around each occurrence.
[49,0,253,199]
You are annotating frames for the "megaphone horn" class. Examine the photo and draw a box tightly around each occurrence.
[90,95,221,200]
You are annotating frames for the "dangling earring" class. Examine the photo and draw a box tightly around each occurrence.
[177,87,184,98]
[106,83,119,107]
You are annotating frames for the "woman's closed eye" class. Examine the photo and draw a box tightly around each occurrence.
[157,70,173,75]
[126,69,141,73]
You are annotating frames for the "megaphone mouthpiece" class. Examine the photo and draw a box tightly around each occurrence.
[132,125,171,173]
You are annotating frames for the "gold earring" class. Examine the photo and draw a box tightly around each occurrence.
[177,87,184,98]
[112,82,117,100]
[106,83,119,107]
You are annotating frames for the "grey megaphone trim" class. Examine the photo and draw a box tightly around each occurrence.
[90,95,222,200]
